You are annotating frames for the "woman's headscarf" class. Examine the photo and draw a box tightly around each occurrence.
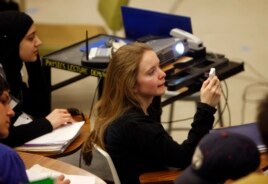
[0,11,50,118]
[0,11,33,98]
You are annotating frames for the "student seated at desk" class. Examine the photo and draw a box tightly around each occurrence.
[174,131,260,184]
[0,11,75,147]
[0,75,70,184]
[82,42,222,184]
[232,94,268,184]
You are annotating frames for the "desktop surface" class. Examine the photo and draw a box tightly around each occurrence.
[19,152,106,184]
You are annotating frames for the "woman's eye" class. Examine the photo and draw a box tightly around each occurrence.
[148,68,155,75]
[148,71,154,75]
[26,34,35,41]
[27,36,34,41]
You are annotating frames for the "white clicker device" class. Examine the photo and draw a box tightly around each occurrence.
[209,68,216,78]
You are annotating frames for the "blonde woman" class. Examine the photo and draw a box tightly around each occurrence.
[82,42,221,184]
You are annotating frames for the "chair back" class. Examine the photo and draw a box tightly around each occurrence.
[93,144,121,184]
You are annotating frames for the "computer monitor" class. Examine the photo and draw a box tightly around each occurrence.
[121,6,192,40]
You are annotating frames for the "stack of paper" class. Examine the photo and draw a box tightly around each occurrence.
[16,121,85,153]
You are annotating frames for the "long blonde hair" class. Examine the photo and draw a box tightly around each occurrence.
[82,42,152,164]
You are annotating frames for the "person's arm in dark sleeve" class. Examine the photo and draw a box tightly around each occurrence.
[24,58,51,118]
[177,102,216,165]
[131,102,216,169]
[0,118,53,147]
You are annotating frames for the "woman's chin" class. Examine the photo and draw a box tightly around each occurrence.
[24,57,38,62]
[158,88,166,96]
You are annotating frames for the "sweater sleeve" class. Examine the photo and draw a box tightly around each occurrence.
[0,143,29,184]
[24,59,51,118]
[0,118,53,147]
[128,102,216,168]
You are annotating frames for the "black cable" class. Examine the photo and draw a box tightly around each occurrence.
[88,77,102,118]
[163,80,230,127]
[206,52,231,127]
[213,80,230,128]
[224,81,231,126]
[79,77,102,168]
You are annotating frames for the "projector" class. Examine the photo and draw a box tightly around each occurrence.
[170,28,204,51]
[146,37,189,65]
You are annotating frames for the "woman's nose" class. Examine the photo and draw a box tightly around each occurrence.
[35,35,42,46]
[159,68,166,79]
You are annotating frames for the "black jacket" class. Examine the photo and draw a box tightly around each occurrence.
[105,103,216,184]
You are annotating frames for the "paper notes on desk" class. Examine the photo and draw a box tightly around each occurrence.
[14,112,33,127]
[26,164,103,184]
[16,121,85,153]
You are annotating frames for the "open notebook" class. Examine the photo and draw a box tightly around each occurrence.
[211,122,267,152]
[16,121,84,153]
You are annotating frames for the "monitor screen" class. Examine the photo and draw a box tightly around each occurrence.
[121,6,192,40]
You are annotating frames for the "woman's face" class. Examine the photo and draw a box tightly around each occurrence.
[134,50,166,99]
[19,24,42,62]
[0,91,15,138]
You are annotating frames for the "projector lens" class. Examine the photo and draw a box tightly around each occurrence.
[175,42,185,55]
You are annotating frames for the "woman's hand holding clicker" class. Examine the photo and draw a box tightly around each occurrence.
[200,76,222,107]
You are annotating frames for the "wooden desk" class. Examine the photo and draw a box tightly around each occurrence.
[139,152,268,184]
[260,152,268,170]
[18,151,106,184]
[18,115,90,158]
[139,170,182,184]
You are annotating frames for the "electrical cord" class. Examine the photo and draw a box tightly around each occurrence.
[240,61,268,123]
[79,77,102,168]
[88,77,102,118]
[162,80,230,127]
[213,80,230,128]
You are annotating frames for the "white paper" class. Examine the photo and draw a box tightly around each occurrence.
[14,112,33,127]
[25,121,85,145]
[26,164,100,184]
[10,97,19,109]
